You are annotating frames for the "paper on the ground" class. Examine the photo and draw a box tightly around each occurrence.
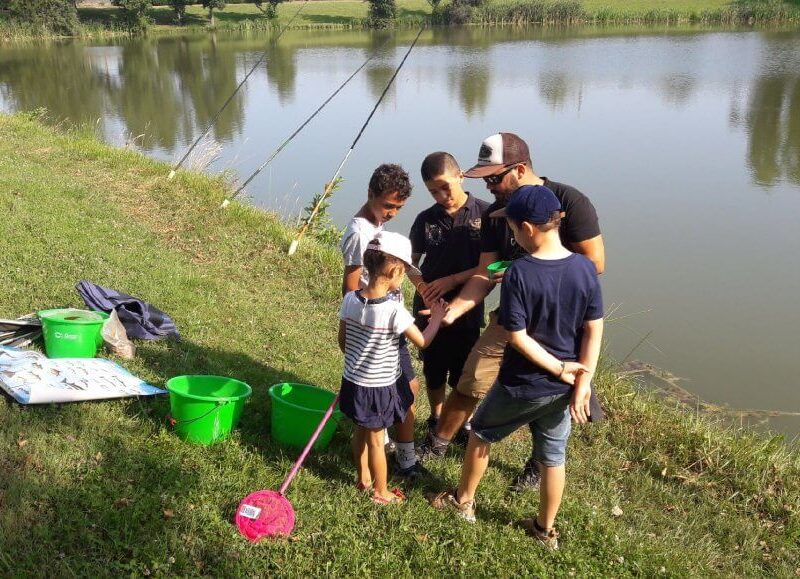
[0,346,165,404]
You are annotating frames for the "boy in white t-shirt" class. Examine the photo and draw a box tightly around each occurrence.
[340,164,426,480]
[339,232,447,504]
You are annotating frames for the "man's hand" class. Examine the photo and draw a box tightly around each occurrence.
[490,271,504,285]
[557,361,589,385]
[421,276,457,303]
[570,373,592,424]
[441,307,460,327]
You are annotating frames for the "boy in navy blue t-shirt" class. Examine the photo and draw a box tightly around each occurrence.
[430,185,603,550]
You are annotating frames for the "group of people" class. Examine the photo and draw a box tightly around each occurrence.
[336,132,605,549]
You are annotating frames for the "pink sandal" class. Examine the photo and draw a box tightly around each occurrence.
[355,481,372,492]
[372,488,406,505]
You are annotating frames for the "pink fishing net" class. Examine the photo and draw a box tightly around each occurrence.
[235,490,296,542]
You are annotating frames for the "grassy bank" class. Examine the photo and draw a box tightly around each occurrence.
[0,112,799,575]
[2,0,799,40]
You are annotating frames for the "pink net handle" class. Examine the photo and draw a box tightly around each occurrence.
[279,393,340,494]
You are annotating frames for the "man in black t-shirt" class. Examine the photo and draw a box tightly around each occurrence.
[418,133,605,493]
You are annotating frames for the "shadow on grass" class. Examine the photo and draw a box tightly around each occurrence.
[0,338,358,572]
[212,11,273,26]
[77,7,117,26]
[397,8,430,18]
[300,14,363,26]
[148,7,207,27]
[131,338,356,484]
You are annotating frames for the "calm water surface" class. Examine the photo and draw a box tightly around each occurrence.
[2,27,799,434]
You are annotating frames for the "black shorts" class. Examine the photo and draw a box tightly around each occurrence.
[421,327,481,390]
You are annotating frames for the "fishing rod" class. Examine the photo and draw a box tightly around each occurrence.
[288,27,425,256]
[220,35,393,209]
[167,0,310,180]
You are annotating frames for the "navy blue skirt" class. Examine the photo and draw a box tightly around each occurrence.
[340,375,414,429]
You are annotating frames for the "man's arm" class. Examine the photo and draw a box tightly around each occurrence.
[342,265,362,297]
[570,317,604,423]
[571,234,605,274]
[441,250,500,325]
[420,265,482,303]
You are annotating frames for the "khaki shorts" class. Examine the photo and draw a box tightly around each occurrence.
[455,312,507,400]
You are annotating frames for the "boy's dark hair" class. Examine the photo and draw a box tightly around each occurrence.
[363,246,404,278]
[511,210,562,232]
[368,164,412,200]
[420,152,461,182]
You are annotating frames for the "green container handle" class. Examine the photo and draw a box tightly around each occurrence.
[166,401,224,429]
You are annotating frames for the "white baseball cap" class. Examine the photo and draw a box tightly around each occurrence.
[464,132,532,178]
[366,231,422,277]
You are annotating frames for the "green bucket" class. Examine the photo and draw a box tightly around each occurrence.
[269,383,343,451]
[487,260,512,276]
[38,308,110,359]
[166,375,252,445]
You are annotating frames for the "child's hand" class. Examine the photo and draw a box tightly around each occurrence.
[429,298,449,322]
[570,373,592,424]
[557,361,589,386]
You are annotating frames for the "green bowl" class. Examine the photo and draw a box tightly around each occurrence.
[487,260,512,276]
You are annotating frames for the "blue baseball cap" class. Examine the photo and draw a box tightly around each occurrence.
[489,185,561,224]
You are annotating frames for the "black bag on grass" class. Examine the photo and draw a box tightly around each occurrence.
[76,280,180,341]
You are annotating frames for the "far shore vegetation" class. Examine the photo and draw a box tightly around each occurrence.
[1,110,799,575]
[1,0,799,40]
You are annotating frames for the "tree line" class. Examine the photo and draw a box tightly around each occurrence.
[0,1,282,34]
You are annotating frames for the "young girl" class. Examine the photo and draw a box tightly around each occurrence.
[338,231,447,504]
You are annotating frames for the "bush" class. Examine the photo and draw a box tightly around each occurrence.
[6,0,80,35]
[166,0,190,23]
[444,2,473,23]
[252,0,281,19]
[368,0,397,27]
[111,0,152,32]
[443,0,484,24]
[201,0,225,26]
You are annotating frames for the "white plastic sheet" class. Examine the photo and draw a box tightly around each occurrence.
[0,346,165,404]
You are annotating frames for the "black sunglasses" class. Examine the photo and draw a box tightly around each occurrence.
[483,165,518,185]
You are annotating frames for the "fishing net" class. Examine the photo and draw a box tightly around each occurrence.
[235,490,296,542]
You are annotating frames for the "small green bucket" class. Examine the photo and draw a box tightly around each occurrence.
[487,260,512,276]
[269,383,343,451]
[167,375,252,445]
[38,308,110,359]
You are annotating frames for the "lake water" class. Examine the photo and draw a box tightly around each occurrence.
[2,26,799,435]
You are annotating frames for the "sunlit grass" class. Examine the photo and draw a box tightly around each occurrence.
[0,111,798,575]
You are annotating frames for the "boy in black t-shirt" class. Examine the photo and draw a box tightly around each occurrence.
[408,152,490,432]
[430,185,604,550]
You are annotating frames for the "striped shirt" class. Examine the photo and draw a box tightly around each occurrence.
[339,290,415,388]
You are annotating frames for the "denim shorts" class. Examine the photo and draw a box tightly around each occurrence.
[470,383,572,467]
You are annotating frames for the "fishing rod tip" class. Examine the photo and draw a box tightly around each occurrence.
[287,240,299,256]
[167,170,176,180]
[220,199,231,209]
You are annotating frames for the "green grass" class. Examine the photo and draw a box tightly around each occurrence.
[1,0,797,39]
[72,0,800,35]
[78,0,432,31]
[0,111,799,575]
